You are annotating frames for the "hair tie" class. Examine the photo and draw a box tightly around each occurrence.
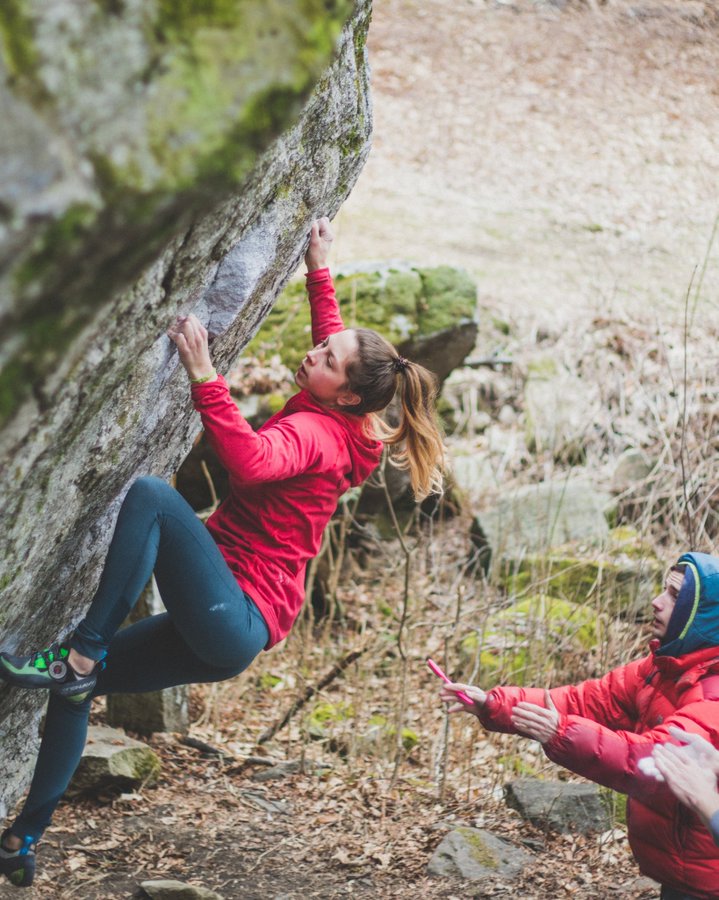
[393,355,410,374]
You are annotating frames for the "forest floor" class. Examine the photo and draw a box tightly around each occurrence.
[1,513,660,900]
[3,1,719,898]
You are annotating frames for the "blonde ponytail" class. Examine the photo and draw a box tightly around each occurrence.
[343,329,447,499]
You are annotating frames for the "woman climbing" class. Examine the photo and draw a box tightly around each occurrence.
[0,217,446,888]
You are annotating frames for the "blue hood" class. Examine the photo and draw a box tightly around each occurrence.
[656,552,719,657]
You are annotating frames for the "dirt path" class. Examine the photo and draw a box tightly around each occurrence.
[336,0,719,330]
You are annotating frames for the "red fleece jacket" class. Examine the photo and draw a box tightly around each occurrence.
[479,642,719,897]
[191,269,381,648]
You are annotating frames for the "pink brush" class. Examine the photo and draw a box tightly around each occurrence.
[426,658,476,708]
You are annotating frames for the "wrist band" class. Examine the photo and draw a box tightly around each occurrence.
[191,369,216,384]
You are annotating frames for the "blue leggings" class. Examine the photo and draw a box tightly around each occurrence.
[11,477,269,841]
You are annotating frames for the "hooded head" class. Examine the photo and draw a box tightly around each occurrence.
[655,552,719,657]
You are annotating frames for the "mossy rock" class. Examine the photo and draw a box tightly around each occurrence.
[459,593,602,685]
[415,266,477,335]
[246,265,477,374]
[428,827,533,879]
[69,726,161,793]
[607,525,657,560]
[500,527,663,618]
[0,0,357,428]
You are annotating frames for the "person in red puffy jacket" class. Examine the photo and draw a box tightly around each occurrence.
[441,552,719,900]
[0,218,447,888]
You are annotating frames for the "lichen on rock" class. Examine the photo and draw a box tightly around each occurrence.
[0,0,355,430]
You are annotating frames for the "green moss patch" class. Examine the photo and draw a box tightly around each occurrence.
[500,528,663,616]
[455,828,499,869]
[145,0,351,191]
[14,204,99,290]
[460,593,602,685]
[0,0,42,90]
[417,266,476,334]
[246,266,477,372]
[307,700,354,739]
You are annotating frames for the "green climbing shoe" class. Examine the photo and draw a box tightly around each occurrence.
[0,642,102,701]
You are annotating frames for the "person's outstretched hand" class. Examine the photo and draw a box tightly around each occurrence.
[167,314,216,382]
[653,742,719,827]
[439,681,487,717]
[305,217,334,272]
[666,727,719,775]
[511,690,560,744]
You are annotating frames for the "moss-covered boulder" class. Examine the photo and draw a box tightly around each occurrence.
[459,593,602,685]
[428,827,534,881]
[500,554,661,621]
[245,263,478,382]
[499,526,663,619]
[0,0,358,432]
[69,726,160,794]
[0,0,373,820]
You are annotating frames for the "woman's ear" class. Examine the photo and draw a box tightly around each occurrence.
[336,389,361,408]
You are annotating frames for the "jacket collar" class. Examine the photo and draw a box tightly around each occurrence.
[650,640,719,681]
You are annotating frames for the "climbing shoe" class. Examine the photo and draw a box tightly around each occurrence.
[0,643,103,702]
[0,831,36,888]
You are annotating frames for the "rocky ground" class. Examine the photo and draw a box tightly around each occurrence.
[3,1,719,898]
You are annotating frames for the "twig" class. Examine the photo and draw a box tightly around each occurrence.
[689,212,719,332]
[380,454,413,659]
[439,635,451,803]
[257,644,371,744]
[379,452,415,790]
[200,459,219,510]
[180,735,232,759]
[680,267,697,549]
[247,836,293,872]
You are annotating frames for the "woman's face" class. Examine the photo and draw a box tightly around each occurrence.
[295,329,361,408]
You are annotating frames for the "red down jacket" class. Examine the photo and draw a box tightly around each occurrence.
[479,643,719,897]
[191,269,381,648]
